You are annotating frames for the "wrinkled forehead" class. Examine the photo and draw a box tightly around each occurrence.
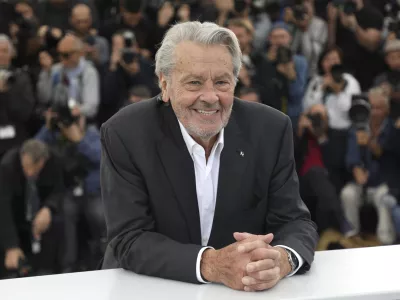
[173,42,235,78]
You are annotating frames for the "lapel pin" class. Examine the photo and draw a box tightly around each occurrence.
[239,151,244,157]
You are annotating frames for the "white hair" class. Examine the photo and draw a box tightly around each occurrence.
[155,21,242,86]
[0,34,15,57]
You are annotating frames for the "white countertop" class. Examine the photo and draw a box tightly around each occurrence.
[1,245,399,300]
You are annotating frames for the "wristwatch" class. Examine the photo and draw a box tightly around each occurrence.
[284,249,299,273]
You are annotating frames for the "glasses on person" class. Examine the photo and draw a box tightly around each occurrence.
[58,51,76,60]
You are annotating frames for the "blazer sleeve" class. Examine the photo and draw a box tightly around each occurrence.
[100,125,203,283]
[266,116,318,274]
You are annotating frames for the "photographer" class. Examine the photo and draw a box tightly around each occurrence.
[284,0,328,77]
[327,0,384,90]
[35,104,105,272]
[37,34,100,121]
[374,39,400,104]
[303,46,361,130]
[341,88,399,244]
[0,139,64,278]
[295,104,350,234]
[100,31,157,122]
[69,4,109,68]
[265,23,308,126]
[0,34,34,162]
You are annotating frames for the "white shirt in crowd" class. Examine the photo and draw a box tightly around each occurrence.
[303,73,361,130]
[178,121,304,283]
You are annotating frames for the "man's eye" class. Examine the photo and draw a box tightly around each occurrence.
[189,81,201,85]
[216,81,229,86]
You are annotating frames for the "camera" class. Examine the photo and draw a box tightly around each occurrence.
[0,68,15,85]
[349,94,371,131]
[388,20,400,39]
[307,113,325,136]
[234,0,248,13]
[49,76,79,130]
[85,35,96,46]
[332,0,357,15]
[390,100,400,120]
[276,46,293,65]
[292,4,307,21]
[331,64,345,84]
[121,31,138,64]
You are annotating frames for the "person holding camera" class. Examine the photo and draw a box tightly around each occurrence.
[35,105,105,272]
[265,23,308,127]
[295,104,350,234]
[341,88,399,244]
[327,0,384,91]
[303,46,361,130]
[0,139,64,278]
[374,39,400,105]
[284,0,328,77]
[100,31,157,123]
[0,34,35,162]
[69,4,109,68]
[37,34,100,122]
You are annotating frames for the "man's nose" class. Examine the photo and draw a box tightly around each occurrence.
[200,81,219,103]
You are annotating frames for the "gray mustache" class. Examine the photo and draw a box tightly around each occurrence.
[191,102,221,110]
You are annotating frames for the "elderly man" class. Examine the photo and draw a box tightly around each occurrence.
[70,3,109,67]
[101,22,317,292]
[37,34,100,121]
[0,34,34,162]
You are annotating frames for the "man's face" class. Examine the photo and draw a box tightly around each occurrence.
[58,39,82,69]
[21,154,45,179]
[0,41,11,67]
[240,92,259,103]
[370,95,388,121]
[228,25,252,52]
[269,29,291,49]
[386,51,400,72]
[162,42,236,141]
[71,12,92,34]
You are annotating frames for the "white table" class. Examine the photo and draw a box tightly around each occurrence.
[1,245,399,300]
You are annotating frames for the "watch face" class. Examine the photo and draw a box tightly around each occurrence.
[291,252,299,268]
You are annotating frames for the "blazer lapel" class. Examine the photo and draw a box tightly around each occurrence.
[156,103,201,245]
[208,109,251,246]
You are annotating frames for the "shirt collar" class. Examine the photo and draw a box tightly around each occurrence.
[178,120,224,156]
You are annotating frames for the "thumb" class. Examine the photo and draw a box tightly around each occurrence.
[263,233,274,245]
[233,232,253,241]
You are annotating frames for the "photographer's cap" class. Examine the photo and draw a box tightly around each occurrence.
[385,39,400,54]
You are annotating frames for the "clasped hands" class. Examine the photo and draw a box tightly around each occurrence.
[201,233,292,292]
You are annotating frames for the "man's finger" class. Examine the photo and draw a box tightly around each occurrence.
[246,258,276,273]
[234,232,273,244]
[244,278,279,292]
[237,235,274,253]
[250,248,281,262]
[247,266,281,282]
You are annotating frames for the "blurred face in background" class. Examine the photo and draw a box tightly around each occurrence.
[228,25,252,53]
[21,154,45,179]
[269,28,291,49]
[161,42,236,142]
[57,36,82,69]
[70,4,93,35]
[386,51,400,72]
[15,2,34,19]
[322,50,342,75]
[0,41,12,67]
[370,94,389,122]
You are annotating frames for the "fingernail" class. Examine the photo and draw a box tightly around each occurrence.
[242,277,250,285]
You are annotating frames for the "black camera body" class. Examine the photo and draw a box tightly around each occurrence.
[293,4,307,21]
[388,20,400,39]
[331,64,345,84]
[349,94,371,131]
[121,31,138,64]
[332,0,357,15]
[234,0,248,13]
[307,113,325,136]
[276,46,293,65]
[85,35,96,46]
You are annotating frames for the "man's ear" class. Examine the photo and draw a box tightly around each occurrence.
[160,73,170,103]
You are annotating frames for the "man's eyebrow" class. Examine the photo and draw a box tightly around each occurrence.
[179,74,205,82]
[214,73,234,81]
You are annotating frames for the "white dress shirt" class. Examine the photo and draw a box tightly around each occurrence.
[178,122,304,283]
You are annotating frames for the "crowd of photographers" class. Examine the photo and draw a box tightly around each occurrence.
[0,0,400,279]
